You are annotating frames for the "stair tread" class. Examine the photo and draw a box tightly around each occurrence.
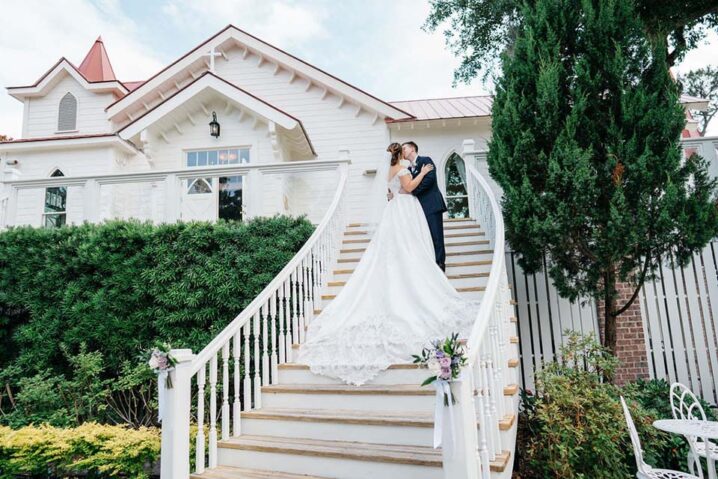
[279,361,419,370]
[191,465,332,479]
[219,435,443,467]
[262,383,434,395]
[242,407,516,431]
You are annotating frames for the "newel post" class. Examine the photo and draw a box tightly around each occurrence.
[160,349,195,479]
[442,366,481,479]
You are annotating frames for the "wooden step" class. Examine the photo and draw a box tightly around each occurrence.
[262,384,433,396]
[191,465,332,479]
[279,362,419,370]
[337,258,359,263]
[444,217,474,222]
[446,240,490,246]
[240,407,516,432]
[446,249,493,256]
[490,450,512,473]
[332,268,354,275]
[444,224,481,230]
[446,232,485,238]
[241,407,438,428]
[340,248,365,253]
[510,316,517,323]
[447,272,489,280]
[509,336,519,344]
[508,358,520,368]
[321,294,336,300]
[220,435,443,467]
[344,231,368,236]
[347,223,366,227]
[343,238,370,244]
[327,281,346,287]
[457,286,486,293]
[504,384,519,396]
[447,260,492,267]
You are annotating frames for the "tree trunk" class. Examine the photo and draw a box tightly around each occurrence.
[603,269,618,382]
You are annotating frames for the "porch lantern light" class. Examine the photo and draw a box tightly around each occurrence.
[209,111,220,138]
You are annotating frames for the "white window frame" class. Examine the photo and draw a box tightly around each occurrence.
[43,169,67,227]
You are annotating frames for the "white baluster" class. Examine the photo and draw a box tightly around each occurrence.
[298,262,306,339]
[221,342,230,440]
[253,311,262,408]
[291,270,299,346]
[195,364,206,474]
[288,272,297,362]
[476,360,492,478]
[209,354,218,468]
[232,332,241,436]
[270,293,279,382]
[243,324,251,409]
[279,280,287,364]
[262,302,270,385]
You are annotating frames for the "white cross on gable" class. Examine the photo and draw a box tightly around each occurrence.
[203,46,223,73]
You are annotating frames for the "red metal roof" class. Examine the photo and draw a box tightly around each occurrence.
[78,36,117,82]
[387,96,493,122]
[121,80,145,91]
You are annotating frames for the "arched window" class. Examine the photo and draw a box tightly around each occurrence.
[58,93,77,131]
[44,169,67,227]
[445,153,469,219]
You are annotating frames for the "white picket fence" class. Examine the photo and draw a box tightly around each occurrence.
[505,251,599,393]
[639,241,718,406]
[507,243,718,406]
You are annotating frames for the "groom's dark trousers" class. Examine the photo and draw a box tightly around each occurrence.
[411,156,448,271]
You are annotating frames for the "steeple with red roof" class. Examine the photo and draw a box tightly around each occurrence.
[77,36,117,82]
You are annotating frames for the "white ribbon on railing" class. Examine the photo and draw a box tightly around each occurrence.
[433,379,457,455]
[158,370,168,422]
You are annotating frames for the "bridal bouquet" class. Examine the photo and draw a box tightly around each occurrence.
[147,342,177,389]
[412,333,467,405]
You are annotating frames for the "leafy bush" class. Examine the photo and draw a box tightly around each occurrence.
[517,332,676,478]
[0,217,313,427]
[0,422,160,478]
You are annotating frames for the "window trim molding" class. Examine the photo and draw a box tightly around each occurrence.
[183,145,253,169]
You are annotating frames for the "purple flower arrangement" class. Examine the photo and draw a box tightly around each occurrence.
[147,342,177,388]
[413,333,467,405]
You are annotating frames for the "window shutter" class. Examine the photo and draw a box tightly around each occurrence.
[58,93,77,131]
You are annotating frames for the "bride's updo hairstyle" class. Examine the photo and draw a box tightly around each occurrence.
[387,142,402,166]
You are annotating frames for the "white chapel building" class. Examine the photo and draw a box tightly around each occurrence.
[0,25,496,229]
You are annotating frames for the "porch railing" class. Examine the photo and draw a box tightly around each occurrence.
[0,158,350,229]
[159,161,349,478]
[439,144,513,478]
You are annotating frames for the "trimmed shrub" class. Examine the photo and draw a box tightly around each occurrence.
[0,217,313,427]
[0,422,160,478]
[517,333,676,478]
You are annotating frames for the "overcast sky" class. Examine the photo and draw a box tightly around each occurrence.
[1,0,716,138]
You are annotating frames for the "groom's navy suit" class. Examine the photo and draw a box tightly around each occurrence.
[410,155,447,271]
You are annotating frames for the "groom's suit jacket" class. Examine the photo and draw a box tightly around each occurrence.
[411,156,448,216]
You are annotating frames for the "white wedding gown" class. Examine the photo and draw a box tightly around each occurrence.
[296,160,480,386]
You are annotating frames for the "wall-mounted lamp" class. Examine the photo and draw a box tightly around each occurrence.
[209,111,220,138]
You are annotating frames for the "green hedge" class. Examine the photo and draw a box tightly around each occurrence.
[0,217,313,426]
[0,422,160,478]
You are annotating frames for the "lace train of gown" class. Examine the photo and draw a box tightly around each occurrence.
[296,162,480,386]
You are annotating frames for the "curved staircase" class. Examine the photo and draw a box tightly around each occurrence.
[159,162,519,479]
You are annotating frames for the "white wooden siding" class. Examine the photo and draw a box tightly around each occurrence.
[25,74,114,137]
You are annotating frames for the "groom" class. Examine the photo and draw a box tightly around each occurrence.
[402,141,448,271]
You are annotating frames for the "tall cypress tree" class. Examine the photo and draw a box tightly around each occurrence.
[488,0,718,359]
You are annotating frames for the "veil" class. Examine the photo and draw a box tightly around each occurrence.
[365,150,391,233]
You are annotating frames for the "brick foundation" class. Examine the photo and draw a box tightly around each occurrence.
[597,282,650,385]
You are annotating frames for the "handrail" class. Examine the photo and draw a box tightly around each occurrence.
[465,162,505,364]
[158,161,350,478]
[190,163,349,373]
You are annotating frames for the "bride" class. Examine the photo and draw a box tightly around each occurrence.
[296,142,479,386]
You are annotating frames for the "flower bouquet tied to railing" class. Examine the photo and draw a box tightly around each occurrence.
[148,342,178,388]
[147,343,178,422]
[413,333,467,405]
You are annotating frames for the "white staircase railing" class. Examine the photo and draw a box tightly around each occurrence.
[444,162,513,478]
[159,162,349,479]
